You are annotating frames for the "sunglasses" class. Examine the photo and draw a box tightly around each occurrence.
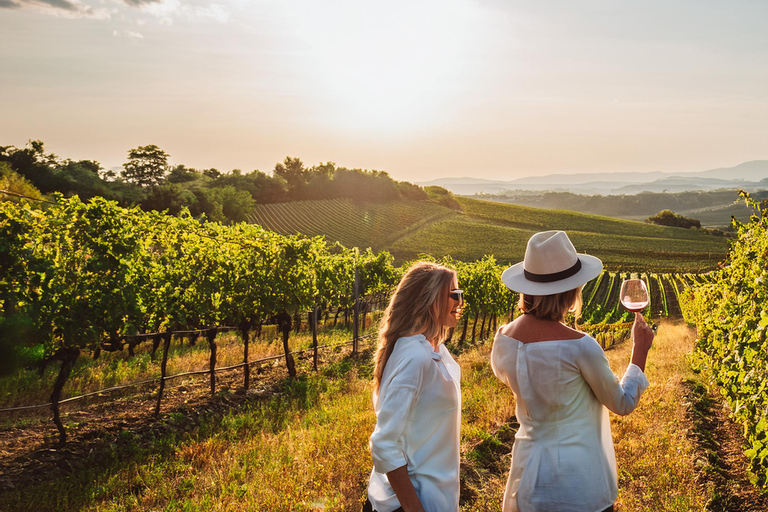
[449,289,463,301]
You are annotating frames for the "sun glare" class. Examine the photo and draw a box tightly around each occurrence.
[290,0,488,133]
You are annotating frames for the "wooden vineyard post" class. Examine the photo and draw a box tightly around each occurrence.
[154,330,172,418]
[311,306,319,371]
[353,267,360,354]
[240,321,250,391]
[206,328,217,395]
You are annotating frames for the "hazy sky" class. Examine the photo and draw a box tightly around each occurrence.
[1,0,766,181]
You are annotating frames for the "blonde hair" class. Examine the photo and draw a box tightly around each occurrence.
[374,261,456,392]
[519,286,583,322]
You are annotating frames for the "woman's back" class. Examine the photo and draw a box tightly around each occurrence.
[491,318,649,512]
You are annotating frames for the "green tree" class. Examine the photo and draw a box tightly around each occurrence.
[122,145,170,188]
[274,157,307,197]
[646,209,701,229]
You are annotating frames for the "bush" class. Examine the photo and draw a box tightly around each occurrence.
[425,186,461,210]
[647,209,701,229]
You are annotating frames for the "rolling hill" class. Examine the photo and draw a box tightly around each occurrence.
[249,197,728,272]
[419,160,768,195]
[471,189,768,228]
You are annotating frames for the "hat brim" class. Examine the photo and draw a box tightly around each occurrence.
[501,254,603,295]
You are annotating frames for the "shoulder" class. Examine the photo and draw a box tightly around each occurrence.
[497,317,523,339]
[388,335,434,367]
[491,327,518,365]
[571,333,606,358]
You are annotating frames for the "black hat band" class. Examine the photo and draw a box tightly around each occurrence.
[523,258,582,283]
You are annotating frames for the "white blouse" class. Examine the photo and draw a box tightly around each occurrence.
[367,334,461,512]
[491,332,649,512]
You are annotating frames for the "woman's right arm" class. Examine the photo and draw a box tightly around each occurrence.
[387,465,426,512]
[577,314,653,415]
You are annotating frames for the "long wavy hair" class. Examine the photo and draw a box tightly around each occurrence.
[374,261,456,393]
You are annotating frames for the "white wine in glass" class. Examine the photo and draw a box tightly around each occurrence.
[620,279,649,313]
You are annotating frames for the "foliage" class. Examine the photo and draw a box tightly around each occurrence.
[0,162,44,201]
[0,141,433,223]
[121,144,170,188]
[681,191,768,487]
[0,141,115,200]
[0,195,399,358]
[425,185,462,210]
[647,209,701,229]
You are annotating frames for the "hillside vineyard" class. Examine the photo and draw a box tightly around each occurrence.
[2,194,698,446]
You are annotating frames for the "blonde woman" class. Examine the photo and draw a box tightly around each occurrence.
[492,231,654,512]
[365,262,464,512]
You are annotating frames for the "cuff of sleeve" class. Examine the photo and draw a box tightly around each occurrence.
[372,454,408,475]
[624,363,650,392]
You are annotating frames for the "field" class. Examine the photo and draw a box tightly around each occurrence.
[3,320,765,511]
[250,196,728,271]
[248,198,455,250]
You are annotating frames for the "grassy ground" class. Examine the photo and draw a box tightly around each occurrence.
[609,320,709,511]
[248,197,727,272]
[3,319,734,511]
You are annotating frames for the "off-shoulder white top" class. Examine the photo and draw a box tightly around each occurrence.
[491,332,649,512]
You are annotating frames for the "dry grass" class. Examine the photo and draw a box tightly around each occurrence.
[3,320,717,511]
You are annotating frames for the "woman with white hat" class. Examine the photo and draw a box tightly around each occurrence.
[491,230,654,512]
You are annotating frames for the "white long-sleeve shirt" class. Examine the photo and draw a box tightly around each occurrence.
[491,332,649,512]
[367,334,461,512]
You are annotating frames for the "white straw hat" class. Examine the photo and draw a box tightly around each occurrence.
[501,231,603,295]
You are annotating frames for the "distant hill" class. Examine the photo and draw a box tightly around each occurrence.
[419,160,768,195]
[472,189,768,228]
[250,197,728,272]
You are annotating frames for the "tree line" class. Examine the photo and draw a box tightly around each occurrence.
[0,141,441,225]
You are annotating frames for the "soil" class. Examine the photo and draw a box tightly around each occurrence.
[683,379,768,511]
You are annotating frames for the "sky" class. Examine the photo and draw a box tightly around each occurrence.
[1,0,767,181]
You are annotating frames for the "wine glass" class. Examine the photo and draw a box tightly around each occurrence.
[620,279,649,313]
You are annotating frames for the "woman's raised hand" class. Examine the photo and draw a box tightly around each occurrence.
[630,313,654,372]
